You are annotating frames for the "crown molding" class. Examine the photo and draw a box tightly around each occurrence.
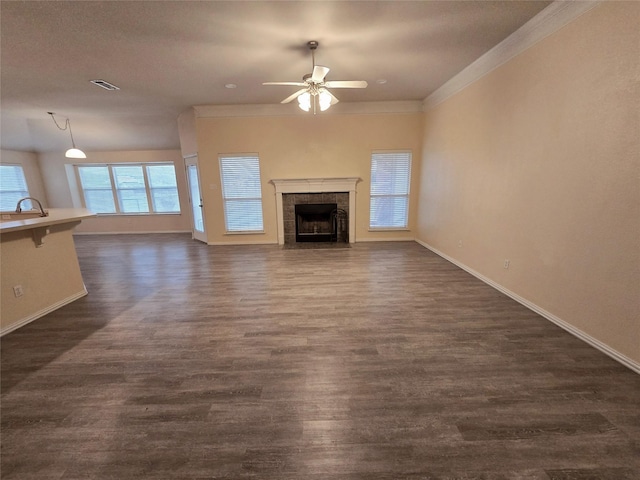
[423,1,601,110]
[194,101,423,118]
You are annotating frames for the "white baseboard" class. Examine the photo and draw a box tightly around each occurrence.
[207,240,278,246]
[73,230,191,235]
[415,239,640,375]
[1,289,88,337]
[357,237,416,243]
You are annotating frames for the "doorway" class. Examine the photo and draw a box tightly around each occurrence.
[184,155,206,243]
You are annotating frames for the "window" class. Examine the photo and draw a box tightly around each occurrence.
[147,164,181,213]
[76,163,180,214]
[369,151,412,229]
[78,166,116,213]
[113,166,148,213]
[219,155,264,232]
[0,165,31,210]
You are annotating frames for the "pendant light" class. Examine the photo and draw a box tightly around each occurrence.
[47,112,86,158]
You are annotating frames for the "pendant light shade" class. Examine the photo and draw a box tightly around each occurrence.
[48,112,86,158]
[65,148,87,159]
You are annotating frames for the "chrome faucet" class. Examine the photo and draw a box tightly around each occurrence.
[15,197,48,217]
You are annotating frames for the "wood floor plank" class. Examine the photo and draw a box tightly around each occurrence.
[1,234,639,479]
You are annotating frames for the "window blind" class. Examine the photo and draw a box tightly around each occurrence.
[219,156,264,232]
[369,152,411,229]
[0,165,31,211]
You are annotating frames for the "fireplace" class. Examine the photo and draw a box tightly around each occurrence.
[270,178,361,245]
[283,193,349,244]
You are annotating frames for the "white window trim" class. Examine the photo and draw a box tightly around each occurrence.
[369,150,412,231]
[219,154,265,234]
[368,227,411,232]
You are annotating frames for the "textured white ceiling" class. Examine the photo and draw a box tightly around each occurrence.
[1,0,551,153]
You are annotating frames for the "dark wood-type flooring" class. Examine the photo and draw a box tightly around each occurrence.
[2,234,639,479]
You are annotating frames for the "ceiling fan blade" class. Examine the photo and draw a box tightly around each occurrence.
[311,65,330,83]
[281,88,308,104]
[263,82,307,86]
[323,80,368,89]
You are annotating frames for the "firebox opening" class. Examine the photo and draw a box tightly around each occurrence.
[295,203,347,243]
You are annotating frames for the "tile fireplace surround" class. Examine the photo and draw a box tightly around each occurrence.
[270,178,361,245]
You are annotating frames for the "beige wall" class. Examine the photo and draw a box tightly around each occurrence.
[195,112,423,244]
[417,3,639,365]
[1,222,87,333]
[177,109,198,159]
[37,150,191,233]
[1,149,48,207]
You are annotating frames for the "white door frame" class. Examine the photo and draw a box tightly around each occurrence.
[184,155,207,243]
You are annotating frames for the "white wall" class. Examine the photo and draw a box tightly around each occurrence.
[417,2,639,368]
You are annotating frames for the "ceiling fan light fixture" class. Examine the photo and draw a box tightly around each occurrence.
[319,90,332,111]
[264,40,367,113]
[298,92,311,112]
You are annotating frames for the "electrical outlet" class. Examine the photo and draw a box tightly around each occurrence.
[503,260,510,269]
[13,285,24,297]
[458,240,463,248]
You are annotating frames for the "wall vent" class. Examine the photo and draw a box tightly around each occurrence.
[90,79,120,91]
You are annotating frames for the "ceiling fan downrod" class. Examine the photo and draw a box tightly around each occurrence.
[308,40,319,76]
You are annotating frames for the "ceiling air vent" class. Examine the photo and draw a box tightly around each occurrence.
[90,79,120,91]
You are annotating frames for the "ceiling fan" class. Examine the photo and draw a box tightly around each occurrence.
[263,40,368,113]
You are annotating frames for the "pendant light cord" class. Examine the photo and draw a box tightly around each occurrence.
[48,112,78,148]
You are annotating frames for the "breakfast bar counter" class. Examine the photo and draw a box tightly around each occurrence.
[1,208,95,335]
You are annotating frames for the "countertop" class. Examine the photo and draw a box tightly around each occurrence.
[0,208,95,234]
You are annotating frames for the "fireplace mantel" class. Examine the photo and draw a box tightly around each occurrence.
[270,177,361,245]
